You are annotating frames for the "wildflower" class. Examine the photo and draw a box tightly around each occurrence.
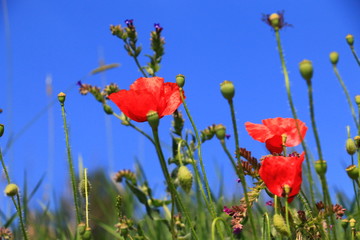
[245,117,307,154]
[109,77,183,122]
[265,200,273,207]
[333,204,346,219]
[262,11,291,31]
[154,23,163,34]
[259,152,305,202]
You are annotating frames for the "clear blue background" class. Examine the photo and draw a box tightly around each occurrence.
[1,0,360,210]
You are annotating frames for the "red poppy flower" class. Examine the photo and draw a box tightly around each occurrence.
[259,152,305,202]
[245,117,307,154]
[109,77,183,122]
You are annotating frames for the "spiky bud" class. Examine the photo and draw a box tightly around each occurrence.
[103,104,113,115]
[329,52,339,65]
[4,183,19,197]
[220,81,235,101]
[346,34,354,47]
[315,160,327,176]
[273,214,290,236]
[346,165,359,180]
[176,74,185,88]
[299,60,313,84]
[346,138,357,155]
[79,179,92,197]
[269,13,281,30]
[177,166,193,193]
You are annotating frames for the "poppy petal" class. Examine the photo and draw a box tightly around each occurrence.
[245,122,274,142]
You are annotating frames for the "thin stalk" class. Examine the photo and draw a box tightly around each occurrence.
[349,46,360,66]
[60,101,81,224]
[219,140,237,171]
[284,197,290,234]
[15,194,29,240]
[179,90,216,217]
[211,217,231,240]
[228,100,257,239]
[0,148,10,183]
[151,127,199,240]
[113,113,155,145]
[263,212,271,240]
[84,168,90,228]
[352,180,360,212]
[332,65,359,129]
[274,29,315,206]
[133,57,148,78]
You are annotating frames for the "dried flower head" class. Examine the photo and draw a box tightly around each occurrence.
[262,11,291,31]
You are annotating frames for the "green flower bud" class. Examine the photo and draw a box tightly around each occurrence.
[220,81,235,101]
[341,219,349,229]
[355,95,360,105]
[314,160,327,176]
[176,74,185,88]
[215,124,226,140]
[81,228,92,240]
[0,124,4,137]
[354,136,360,148]
[346,165,359,180]
[147,111,159,129]
[177,166,193,193]
[329,52,339,65]
[346,138,357,155]
[4,183,19,197]
[269,13,281,30]
[346,34,354,47]
[299,60,313,83]
[79,179,92,197]
[349,218,356,228]
[57,92,66,104]
[103,104,113,115]
[273,214,290,236]
[77,223,86,235]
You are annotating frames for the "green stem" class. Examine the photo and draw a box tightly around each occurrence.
[211,217,231,240]
[0,148,10,183]
[228,100,257,239]
[60,102,81,224]
[350,46,360,66]
[263,212,271,240]
[151,127,199,240]
[352,179,360,213]
[84,168,90,228]
[15,194,29,240]
[284,197,290,234]
[113,113,155,145]
[133,56,148,78]
[219,140,237,171]
[274,29,316,207]
[179,91,216,218]
[332,64,359,129]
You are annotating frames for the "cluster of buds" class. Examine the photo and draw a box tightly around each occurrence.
[114,169,137,184]
[223,205,245,234]
[115,216,135,237]
[145,23,165,76]
[0,227,13,239]
[315,201,346,219]
[236,148,260,177]
[200,124,228,143]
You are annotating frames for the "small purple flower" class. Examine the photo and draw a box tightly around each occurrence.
[233,226,242,234]
[237,178,241,183]
[154,23,163,33]
[223,206,232,215]
[77,81,83,87]
[266,200,273,207]
[225,134,231,139]
[125,19,134,27]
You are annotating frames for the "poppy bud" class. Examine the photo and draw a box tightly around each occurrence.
[329,52,339,65]
[177,166,193,193]
[354,136,360,148]
[299,60,313,84]
[0,124,4,137]
[220,81,235,101]
[349,218,356,228]
[346,34,354,47]
[79,179,92,197]
[81,228,92,240]
[77,223,86,235]
[346,138,357,155]
[147,111,159,129]
[314,160,327,176]
[176,74,185,88]
[58,92,66,104]
[273,214,290,236]
[4,183,19,197]
[103,104,113,115]
[346,165,359,180]
[215,124,226,140]
[269,13,281,30]
[355,95,360,105]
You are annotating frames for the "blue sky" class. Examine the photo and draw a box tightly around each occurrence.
[1,0,360,210]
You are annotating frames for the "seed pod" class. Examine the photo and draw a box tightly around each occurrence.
[220,81,235,101]
[178,166,193,193]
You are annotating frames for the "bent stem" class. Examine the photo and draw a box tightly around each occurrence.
[151,127,198,240]
[211,217,233,240]
[219,140,236,171]
[227,99,257,239]
[60,101,81,224]
[349,46,360,66]
[274,29,316,207]
[332,65,359,129]
[179,90,216,218]
[0,148,10,183]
